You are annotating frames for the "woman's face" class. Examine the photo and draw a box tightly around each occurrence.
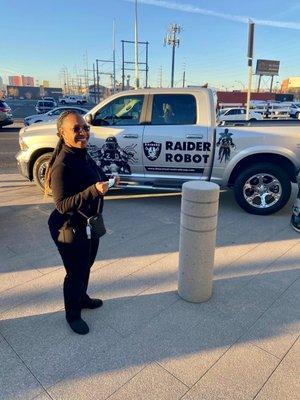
[60,114,90,149]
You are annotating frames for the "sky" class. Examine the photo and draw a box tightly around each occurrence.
[1,0,300,90]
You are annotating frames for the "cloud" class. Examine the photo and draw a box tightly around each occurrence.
[125,0,300,30]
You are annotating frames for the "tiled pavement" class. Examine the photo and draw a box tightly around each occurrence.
[0,173,299,400]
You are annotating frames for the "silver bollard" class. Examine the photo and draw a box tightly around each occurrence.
[178,181,220,303]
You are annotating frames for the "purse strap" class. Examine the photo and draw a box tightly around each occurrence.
[77,198,101,220]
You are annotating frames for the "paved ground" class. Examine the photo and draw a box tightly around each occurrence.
[0,130,299,399]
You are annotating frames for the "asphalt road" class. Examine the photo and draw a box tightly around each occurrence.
[0,127,20,173]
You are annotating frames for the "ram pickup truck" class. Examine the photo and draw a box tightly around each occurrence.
[59,95,87,105]
[16,88,300,215]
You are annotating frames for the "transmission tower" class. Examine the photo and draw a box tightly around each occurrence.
[164,23,182,88]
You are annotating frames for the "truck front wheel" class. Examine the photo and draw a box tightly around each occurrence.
[234,163,291,215]
[33,152,52,192]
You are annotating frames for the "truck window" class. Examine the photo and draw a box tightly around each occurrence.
[151,94,196,125]
[93,95,144,126]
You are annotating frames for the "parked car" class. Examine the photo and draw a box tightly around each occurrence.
[41,97,57,106]
[0,100,13,128]
[35,100,56,114]
[217,107,263,122]
[281,102,300,119]
[16,88,300,215]
[253,104,290,119]
[59,95,87,105]
[24,106,89,126]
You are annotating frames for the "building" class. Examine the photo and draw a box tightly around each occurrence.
[216,91,293,107]
[42,80,50,88]
[281,77,300,97]
[9,76,22,86]
[8,75,35,86]
[21,76,34,86]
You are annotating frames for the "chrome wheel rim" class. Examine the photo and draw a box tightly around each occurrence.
[243,173,282,209]
[38,161,49,185]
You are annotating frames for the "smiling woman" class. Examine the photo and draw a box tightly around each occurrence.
[45,110,113,335]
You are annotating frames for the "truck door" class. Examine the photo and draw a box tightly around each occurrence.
[142,93,210,180]
[87,94,146,178]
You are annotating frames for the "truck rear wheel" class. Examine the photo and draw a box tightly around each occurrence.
[33,152,52,192]
[234,163,291,215]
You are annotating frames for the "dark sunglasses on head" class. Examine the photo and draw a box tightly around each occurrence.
[73,124,90,134]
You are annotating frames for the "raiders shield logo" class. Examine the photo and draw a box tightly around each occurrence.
[143,141,162,161]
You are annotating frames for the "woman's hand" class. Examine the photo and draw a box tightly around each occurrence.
[95,181,109,195]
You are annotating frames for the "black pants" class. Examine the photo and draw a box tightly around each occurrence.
[50,228,99,321]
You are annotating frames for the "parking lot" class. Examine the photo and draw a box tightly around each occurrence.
[5,99,96,120]
[0,125,299,399]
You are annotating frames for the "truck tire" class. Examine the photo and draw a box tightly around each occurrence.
[234,163,291,215]
[61,100,66,105]
[33,152,52,192]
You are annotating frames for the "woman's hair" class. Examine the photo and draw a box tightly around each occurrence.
[44,110,79,197]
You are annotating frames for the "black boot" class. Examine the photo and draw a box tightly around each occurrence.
[67,317,89,335]
[291,214,300,233]
[81,297,103,309]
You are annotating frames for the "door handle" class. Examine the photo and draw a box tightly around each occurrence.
[122,134,139,138]
[186,134,203,139]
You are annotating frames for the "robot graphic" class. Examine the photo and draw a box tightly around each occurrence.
[216,129,236,163]
[92,136,137,175]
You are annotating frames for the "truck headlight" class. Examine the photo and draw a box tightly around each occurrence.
[19,137,29,151]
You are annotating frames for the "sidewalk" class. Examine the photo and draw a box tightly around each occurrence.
[0,174,299,400]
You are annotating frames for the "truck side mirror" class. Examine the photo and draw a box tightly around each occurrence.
[85,113,93,125]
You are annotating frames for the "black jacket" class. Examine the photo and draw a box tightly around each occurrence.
[48,143,108,233]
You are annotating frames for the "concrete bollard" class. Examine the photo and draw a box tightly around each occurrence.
[178,181,220,303]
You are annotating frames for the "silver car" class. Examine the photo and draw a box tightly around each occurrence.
[24,106,89,126]
[0,100,13,128]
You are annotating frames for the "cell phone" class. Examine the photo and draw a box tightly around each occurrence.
[108,177,116,188]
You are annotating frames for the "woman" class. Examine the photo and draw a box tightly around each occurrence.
[46,110,110,335]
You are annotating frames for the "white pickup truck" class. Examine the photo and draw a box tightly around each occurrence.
[58,95,87,105]
[16,88,300,215]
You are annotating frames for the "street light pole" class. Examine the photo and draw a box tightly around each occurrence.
[113,19,116,94]
[246,21,255,120]
[134,0,140,89]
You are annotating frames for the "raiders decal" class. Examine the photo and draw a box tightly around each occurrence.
[143,141,162,161]
[216,129,236,163]
[87,136,137,175]
[143,140,211,164]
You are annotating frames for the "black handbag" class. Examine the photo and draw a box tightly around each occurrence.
[78,199,106,239]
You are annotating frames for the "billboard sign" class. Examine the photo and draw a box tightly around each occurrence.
[6,85,40,99]
[255,60,280,76]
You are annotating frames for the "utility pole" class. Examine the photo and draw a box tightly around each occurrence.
[182,61,186,87]
[159,65,163,88]
[96,60,100,102]
[93,63,96,103]
[164,23,181,88]
[134,0,140,89]
[246,21,255,120]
